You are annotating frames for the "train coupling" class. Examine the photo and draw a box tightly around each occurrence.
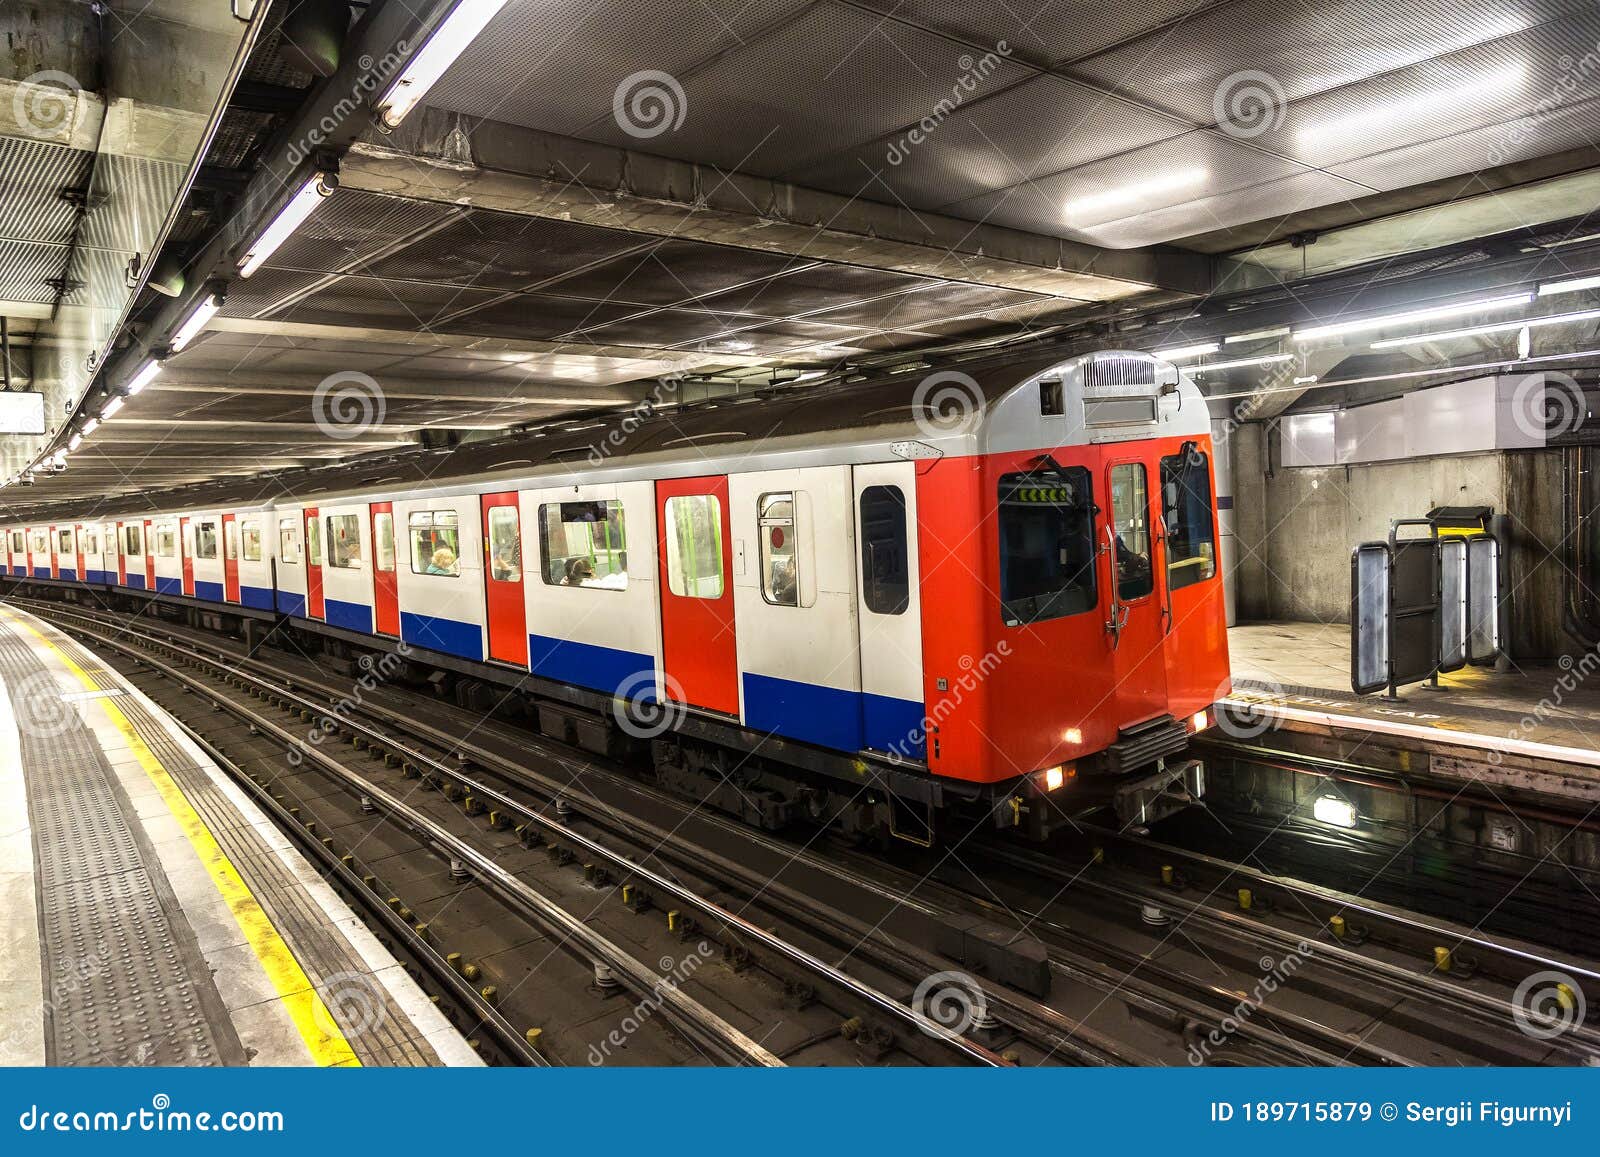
[1112,758,1206,828]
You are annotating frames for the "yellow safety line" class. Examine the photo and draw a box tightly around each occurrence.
[2,610,360,1067]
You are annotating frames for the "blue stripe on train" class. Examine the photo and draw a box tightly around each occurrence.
[242,584,274,610]
[401,611,481,662]
[326,598,373,634]
[277,590,307,617]
[528,634,651,696]
[124,574,145,590]
[195,579,224,602]
[58,568,76,581]
[86,569,109,585]
[31,567,48,579]
[155,576,182,595]
[862,692,927,759]
[742,672,865,752]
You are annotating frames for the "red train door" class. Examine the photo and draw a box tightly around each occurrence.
[222,513,240,602]
[116,522,126,585]
[304,507,324,619]
[480,492,528,667]
[48,527,58,578]
[656,476,739,715]
[1103,456,1169,725]
[74,524,84,581]
[180,517,194,595]
[370,502,399,636]
[143,519,155,589]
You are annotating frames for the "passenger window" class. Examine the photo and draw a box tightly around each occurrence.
[57,529,72,554]
[1160,448,1217,591]
[663,495,722,599]
[123,526,142,556]
[488,507,522,582]
[373,513,395,572]
[157,527,177,558]
[196,521,218,559]
[278,518,300,563]
[242,523,262,562]
[998,468,1096,625]
[32,530,46,553]
[9,531,19,552]
[1110,462,1154,601]
[325,514,361,568]
[859,485,909,615]
[758,492,798,607]
[306,516,322,565]
[538,501,626,589]
[84,531,98,555]
[409,510,461,576]
[224,520,238,561]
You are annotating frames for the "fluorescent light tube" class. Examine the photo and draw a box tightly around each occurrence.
[376,0,510,129]
[238,174,335,277]
[1189,353,1296,373]
[1063,168,1207,221]
[1538,274,1600,298]
[127,360,162,395]
[1370,306,1600,349]
[101,395,125,418]
[67,433,82,451]
[1154,342,1220,360]
[1293,292,1534,342]
[170,292,224,352]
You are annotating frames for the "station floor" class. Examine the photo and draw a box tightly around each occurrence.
[1227,621,1600,766]
[0,606,482,1067]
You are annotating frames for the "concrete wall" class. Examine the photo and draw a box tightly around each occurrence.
[1226,427,1568,659]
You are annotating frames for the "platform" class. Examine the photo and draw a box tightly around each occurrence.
[0,606,482,1067]
[1224,622,1600,773]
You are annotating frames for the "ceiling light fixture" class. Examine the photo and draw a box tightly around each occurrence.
[1292,292,1534,342]
[238,172,337,277]
[81,417,99,435]
[1063,168,1208,221]
[126,359,162,395]
[67,432,82,451]
[1154,341,1220,360]
[1538,273,1600,298]
[1189,353,1295,373]
[1369,306,1600,349]
[101,395,125,419]
[1224,326,1291,344]
[375,0,511,129]
[170,289,226,352]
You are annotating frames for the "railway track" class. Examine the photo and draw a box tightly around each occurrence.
[20,594,1599,1066]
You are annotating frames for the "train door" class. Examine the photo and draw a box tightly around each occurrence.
[223,513,240,602]
[853,462,924,755]
[304,507,325,619]
[74,525,85,582]
[48,525,58,578]
[370,502,399,636]
[141,519,154,589]
[656,475,739,716]
[115,523,127,585]
[480,491,527,666]
[180,516,195,595]
[1103,455,1168,724]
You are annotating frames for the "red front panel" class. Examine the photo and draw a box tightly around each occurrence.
[222,513,240,602]
[143,520,155,589]
[116,523,126,585]
[656,475,739,716]
[480,492,528,667]
[180,517,194,596]
[305,508,324,618]
[370,502,399,636]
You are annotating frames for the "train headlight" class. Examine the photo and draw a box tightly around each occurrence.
[1063,727,1083,745]
[1035,764,1071,792]
[1313,796,1357,828]
[1191,709,1209,732]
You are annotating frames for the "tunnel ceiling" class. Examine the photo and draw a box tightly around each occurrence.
[5,0,1600,517]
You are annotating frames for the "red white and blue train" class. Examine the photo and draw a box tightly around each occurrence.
[2,350,1228,841]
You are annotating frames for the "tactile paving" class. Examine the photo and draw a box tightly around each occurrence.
[0,625,245,1066]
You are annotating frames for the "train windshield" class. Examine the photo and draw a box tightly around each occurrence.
[998,467,1097,625]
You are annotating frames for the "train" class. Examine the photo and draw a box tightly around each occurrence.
[2,349,1229,843]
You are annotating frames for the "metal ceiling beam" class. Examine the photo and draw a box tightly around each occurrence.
[148,370,650,407]
[342,108,1214,302]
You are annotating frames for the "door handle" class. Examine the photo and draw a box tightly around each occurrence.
[1103,523,1126,649]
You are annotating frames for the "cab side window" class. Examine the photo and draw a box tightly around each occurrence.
[859,486,909,615]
